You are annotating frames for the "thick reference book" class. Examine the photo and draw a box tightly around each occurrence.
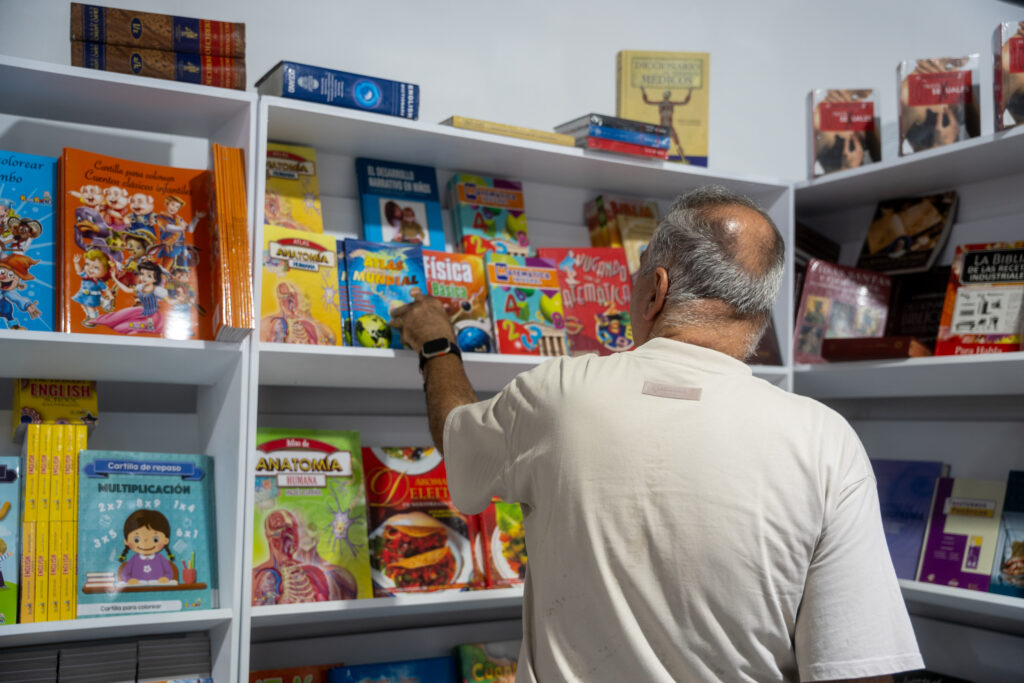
[916,477,1006,592]
[448,173,530,256]
[485,253,568,356]
[871,459,948,580]
[71,42,246,90]
[424,250,493,353]
[264,142,324,234]
[935,241,1024,356]
[856,192,958,275]
[256,62,419,120]
[0,150,58,332]
[252,429,372,605]
[70,3,246,57]
[356,158,444,249]
[61,148,212,340]
[536,247,633,355]
[793,259,892,364]
[345,239,425,349]
[76,450,217,617]
[456,640,520,683]
[616,50,709,166]
[990,470,1024,598]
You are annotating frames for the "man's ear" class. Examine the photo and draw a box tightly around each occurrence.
[643,267,670,321]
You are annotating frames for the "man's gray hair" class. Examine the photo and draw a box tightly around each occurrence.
[641,185,785,328]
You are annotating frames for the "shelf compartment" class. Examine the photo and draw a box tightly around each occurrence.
[0,608,233,649]
[793,352,1024,399]
[900,580,1024,637]
[249,588,524,643]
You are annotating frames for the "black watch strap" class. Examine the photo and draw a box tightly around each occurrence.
[418,338,462,372]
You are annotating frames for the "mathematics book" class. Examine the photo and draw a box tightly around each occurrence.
[264,143,324,234]
[536,247,633,355]
[252,429,372,605]
[793,259,891,364]
[856,192,958,275]
[871,459,948,580]
[423,250,493,353]
[935,241,1024,356]
[485,253,568,356]
[448,173,530,256]
[616,50,709,166]
[356,159,444,249]
[344,239,425,349]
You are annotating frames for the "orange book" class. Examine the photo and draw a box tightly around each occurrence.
[60,148,213,340]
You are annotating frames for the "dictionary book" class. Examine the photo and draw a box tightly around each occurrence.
[257,62,418,120]
[356,159,444,249]
[344,239,425,350]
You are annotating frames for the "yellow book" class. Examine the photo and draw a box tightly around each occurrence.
[61,520,76,620]
[37,426,50,523]
[440,116,576,147]
[12,379,98,441]
[264,142,324,233]
[34,519,47,621]
[616,50,710,166]
[48,520,60,620]
[73,426,86,521]
[19,521,34,623]
[49,425,63,522]
[23,424,39,523]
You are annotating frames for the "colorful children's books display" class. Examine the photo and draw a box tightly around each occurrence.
[872,459,949,580]
[0,455,20,625]
[916,477,1007,593]
[337,240,351,346]
[456,640,520,683]
[856,192,958,275]
[252,429,371,605]
[355,159,444,249]
[76,451,217,617]
[12,379,98,440]
[616,50,710,166]
[898,56,980,156]
[61,148,212,340]
[0,150,57,333]
[582,195,659,273]
[259,225,340,346]
[448,173,530,256]
[251,665,338,683]
[327,657,457,683]
[990,470,1024,598]
[477,501,526,588]
[994,22,1024,132]
[257,62,419,120]
[345,239,425,349]
[485,254,568,356]
[363,447,477,597]
[793,259,892,364]
[423,250,492,353]
[935,241,1024,356]
[264,143,324,234]
[808,89,880,178]
[536,247,633,355]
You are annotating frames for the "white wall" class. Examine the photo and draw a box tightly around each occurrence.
[1,0,1021,181]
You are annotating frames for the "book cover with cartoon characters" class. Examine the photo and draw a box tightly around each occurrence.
[0,455,19,625]
[252,429,371,605]
[260,226,341,346]
[264,143,324,234]
[60,148,212,340]
[448,174,530,256]
[536,247,633,356]
[344,239,425,350]
[423,250,492,353]
[0,150,57,333]
[485,254,568,356]
[355,158,444,249]
[76,451,217,618]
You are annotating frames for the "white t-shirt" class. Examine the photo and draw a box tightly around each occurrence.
[444,337,923,682]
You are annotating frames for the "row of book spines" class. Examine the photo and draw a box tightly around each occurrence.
[19,519,77,623]
[211,144,254,340]
[70,42,246,91]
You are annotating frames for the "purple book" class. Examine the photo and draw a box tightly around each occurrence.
[872,459,948,579]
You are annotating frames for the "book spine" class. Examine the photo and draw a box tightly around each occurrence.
[71,3,246,57]
[584,124,670,149]
[582,136,670,159]
[444,117,575,147]
[260,62,419,120]
[48,520,60,620]
[591,113,670,136]
[19,521,34,623]
[50,425,63,524]
[71,41,246,90]
[34,519,47,621]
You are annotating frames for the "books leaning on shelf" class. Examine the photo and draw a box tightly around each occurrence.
[855,192,958,275]
[424,250,494,353]
[581,195,658,271]
[264,142,324,234]
[808,89,880,178]
[448,173,530,256]
[885,267,952,352]
[555,112,670,160]
[257,62,419,120]
[12,378,97,440]
[0,454,20,626]
[357,158,445,249]
[485,253,568,357]
[990,470,1024,598]
[211,143,254,341]
[871,459,948,580]
[345,239,425,350]
[440,116,575,147]
[898,55,980,157]
[456,640,520,683]
[994,21,1024,132]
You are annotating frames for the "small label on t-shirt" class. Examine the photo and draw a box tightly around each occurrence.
[642,381,702,400]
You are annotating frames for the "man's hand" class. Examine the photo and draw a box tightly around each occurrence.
[389,292,456,352]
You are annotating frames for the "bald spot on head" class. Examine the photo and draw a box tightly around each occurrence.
[704,205,779,280]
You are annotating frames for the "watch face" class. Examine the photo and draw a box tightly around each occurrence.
[422,338,452,355]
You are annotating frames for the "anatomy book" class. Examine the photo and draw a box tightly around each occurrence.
[264,143,323,234]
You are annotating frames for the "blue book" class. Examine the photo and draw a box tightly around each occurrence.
[584,124,670,149]
[990,470,1024,598]
[337,239,351,346]
[0,150,57,332]
[355,158,445,250]
[345,239,426,350]
[77,451,217,618]
[255,61,419,120]
[872,459,948,580]
[327,657,457,683]
[0,456,20,625]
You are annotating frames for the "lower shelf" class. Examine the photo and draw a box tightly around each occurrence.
[0,608,233,649]
[900,580,1024,637]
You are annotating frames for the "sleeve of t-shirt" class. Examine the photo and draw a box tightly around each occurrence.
[794,427,924,681]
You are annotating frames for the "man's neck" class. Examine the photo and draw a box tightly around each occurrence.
[650,319,758,362]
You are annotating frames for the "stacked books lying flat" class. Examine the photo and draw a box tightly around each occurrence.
[555,113,671,160]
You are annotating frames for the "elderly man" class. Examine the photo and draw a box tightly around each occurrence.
[390,186,922,682]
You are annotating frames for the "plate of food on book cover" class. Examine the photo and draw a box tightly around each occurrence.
[369,511,472,593]
[491,513,527,581]
[379,446,443,475]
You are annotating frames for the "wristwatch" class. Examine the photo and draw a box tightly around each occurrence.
[418,337,462,373]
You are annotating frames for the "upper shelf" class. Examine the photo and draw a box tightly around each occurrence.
[794,126,1024,213]
[794,352,1024,399]
[260,97,788,199]
[0,55,254,138]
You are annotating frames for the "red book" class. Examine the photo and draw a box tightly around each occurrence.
[580,136,670,159]
[536,247,633,355]
[478,499,527,589]
[793,259,891,364]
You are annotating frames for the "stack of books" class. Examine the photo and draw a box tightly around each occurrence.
[555,113,670,160]
[69,3,246,90]
[211,144,254,341]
